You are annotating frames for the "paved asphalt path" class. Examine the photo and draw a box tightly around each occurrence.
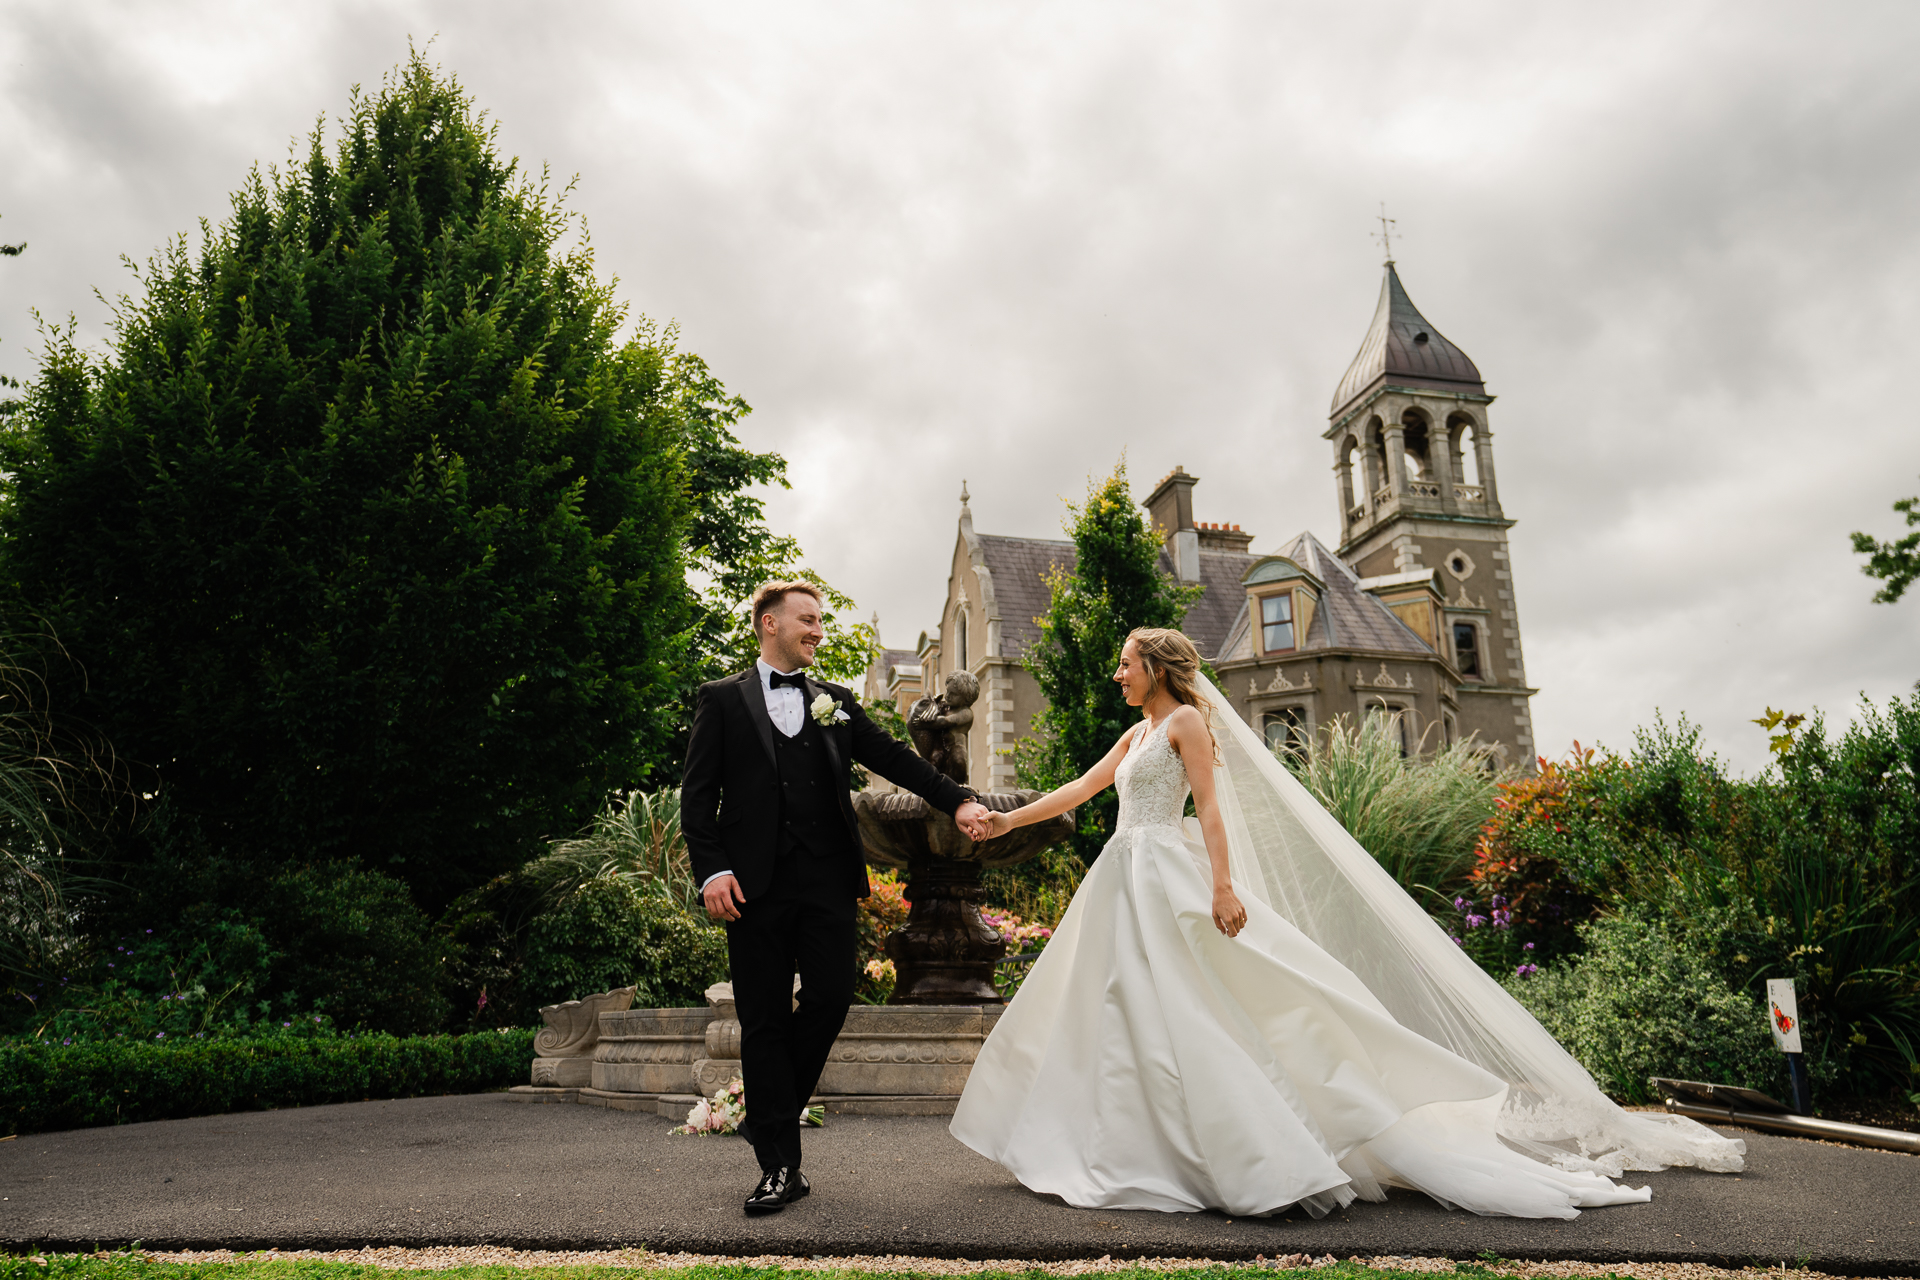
[2,1094,1917,1273]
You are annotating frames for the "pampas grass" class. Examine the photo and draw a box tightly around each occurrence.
[1280,712,1508,909]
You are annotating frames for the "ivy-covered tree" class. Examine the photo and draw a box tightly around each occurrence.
[0,54,710,911]
[1017,461,1199,861]
[1852,477,1920,603]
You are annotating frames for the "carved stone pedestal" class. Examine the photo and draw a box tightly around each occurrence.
[591,1007,713,1095]
[516,985,635,1095]
[688,981,1002,1115]
[885,857,1003,1004]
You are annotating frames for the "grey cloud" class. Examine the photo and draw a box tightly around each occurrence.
[2,0,1916,773]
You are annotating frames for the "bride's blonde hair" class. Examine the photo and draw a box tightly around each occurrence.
[1125,627,1218,761]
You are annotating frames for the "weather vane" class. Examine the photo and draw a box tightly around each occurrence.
[1373,203,1397,265]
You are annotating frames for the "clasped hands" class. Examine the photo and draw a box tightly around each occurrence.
[954,798,994,842]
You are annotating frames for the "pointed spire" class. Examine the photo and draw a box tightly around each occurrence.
[1329,264,1484,418]
[959,479,970,508]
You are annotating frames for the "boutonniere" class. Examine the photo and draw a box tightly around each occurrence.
[810,692,850,727]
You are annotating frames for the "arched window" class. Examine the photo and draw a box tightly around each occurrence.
[956,609,969,672]
[1402,412,1430,481]
[1451,416,1483,493]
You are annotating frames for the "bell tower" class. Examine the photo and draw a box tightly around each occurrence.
[1323,258,1537,765]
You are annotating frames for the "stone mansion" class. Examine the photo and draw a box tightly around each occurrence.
[863,261,1539,791]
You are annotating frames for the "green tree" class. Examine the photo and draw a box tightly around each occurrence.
[1852,478,1920,603]
[0,53,705,912]
[1017,461,1199,861]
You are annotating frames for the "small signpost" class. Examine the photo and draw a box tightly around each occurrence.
[1766,977,1812,1114]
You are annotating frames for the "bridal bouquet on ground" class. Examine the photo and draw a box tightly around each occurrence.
[673,1078,824,1134]
[675,1079,747,1135]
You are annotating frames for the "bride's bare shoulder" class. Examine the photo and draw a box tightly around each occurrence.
[1163,703,1210,747]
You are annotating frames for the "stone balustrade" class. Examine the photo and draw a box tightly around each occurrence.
[511,980,1003,1118]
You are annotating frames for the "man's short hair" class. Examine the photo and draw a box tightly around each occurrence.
[750,579,824,630]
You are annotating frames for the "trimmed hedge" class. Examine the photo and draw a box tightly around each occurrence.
[0,1028,536,1137]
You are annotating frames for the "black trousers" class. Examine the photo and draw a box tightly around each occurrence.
[724,843,857,1172]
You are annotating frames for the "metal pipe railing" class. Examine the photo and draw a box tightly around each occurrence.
[1663,1099,1920,1154]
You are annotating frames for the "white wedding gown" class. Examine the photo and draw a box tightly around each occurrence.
[952,716,1707,1219]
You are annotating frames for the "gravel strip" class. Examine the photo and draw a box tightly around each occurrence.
[131,1246,1894,1280]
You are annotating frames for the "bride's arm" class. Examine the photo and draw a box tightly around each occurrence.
[1167,704,1247,938]
[981,725,1138,836]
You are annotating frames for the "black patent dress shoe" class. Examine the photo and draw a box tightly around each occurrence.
[744,1166,809,1215]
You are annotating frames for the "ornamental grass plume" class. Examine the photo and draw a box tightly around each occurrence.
[1281,710,1507,907]
[0,646,126,990]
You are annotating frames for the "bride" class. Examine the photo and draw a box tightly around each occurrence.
[951,627,1744,1219]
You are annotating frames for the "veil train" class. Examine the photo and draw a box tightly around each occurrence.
[1196,676,1745,1177]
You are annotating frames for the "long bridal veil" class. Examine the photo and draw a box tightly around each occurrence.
[1196,676,1745,1177]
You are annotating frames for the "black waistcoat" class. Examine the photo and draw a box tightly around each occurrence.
[772,712,850,857]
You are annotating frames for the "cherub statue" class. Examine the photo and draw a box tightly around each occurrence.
[908,669,979,788]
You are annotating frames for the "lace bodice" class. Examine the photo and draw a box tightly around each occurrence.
[1113,717,1190,835]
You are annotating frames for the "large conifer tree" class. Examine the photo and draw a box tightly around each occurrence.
[0,55,711,909]
[1019,462,1198,861]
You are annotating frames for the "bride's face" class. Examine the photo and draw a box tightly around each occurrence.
[1113,641,1149,707]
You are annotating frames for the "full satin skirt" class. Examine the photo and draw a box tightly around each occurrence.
[950,823,1654,1219]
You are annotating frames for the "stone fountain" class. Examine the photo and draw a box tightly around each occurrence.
[852,669,1075,1004]
[507,669,1075,1117]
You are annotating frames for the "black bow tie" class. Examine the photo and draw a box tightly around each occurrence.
[768,670,808,691]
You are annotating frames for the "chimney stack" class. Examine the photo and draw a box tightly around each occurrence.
[1144,466,1201,582]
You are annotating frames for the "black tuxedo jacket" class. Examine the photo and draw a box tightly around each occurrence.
[681,667,973,900]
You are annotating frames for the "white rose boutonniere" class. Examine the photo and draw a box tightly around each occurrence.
[810,692,850,727]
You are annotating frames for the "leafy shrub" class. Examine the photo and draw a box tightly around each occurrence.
[981,845,1086,930]
[255,864,449,1034]
[0,1026,534,1136]
[7,861,447,1041]
[1503,909,1781,1104]
[1466,745,1620,962]
[1284,711,1505,907]
[518,878,726,1013]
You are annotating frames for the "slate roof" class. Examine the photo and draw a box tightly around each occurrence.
[1215,530,1435,661]
[1331,264,1484,417]
[877,648,919,683]
[976,536,1075,659]
[1282,531,1435,655]
[974,534,1256,661]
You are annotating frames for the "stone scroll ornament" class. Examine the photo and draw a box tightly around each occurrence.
[853,671,1075,1004]
[529,985,637,1086]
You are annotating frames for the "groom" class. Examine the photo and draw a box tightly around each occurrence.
[682,580,992,1215]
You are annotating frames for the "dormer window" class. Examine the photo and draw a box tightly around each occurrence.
[1260,593,1295,652]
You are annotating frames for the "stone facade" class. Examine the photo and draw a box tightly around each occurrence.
[868,260,1538,771]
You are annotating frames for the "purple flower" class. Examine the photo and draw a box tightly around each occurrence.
[1453,897,1470,912]
[1451,936,1464,947]
[1491,909,1512,929]
[1465,914,1488,928]
[155,1032,165,1039]
[1523,942,1535,951]
[1491,895,1507,910]
[1515,963,1538,977]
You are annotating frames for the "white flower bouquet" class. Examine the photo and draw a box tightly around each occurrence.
[673,1077,824,1134]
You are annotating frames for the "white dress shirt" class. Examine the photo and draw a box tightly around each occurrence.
[701,660,807,891]
[758,657,806,739]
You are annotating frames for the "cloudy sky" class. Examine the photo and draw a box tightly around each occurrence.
[3,1,1916,774]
